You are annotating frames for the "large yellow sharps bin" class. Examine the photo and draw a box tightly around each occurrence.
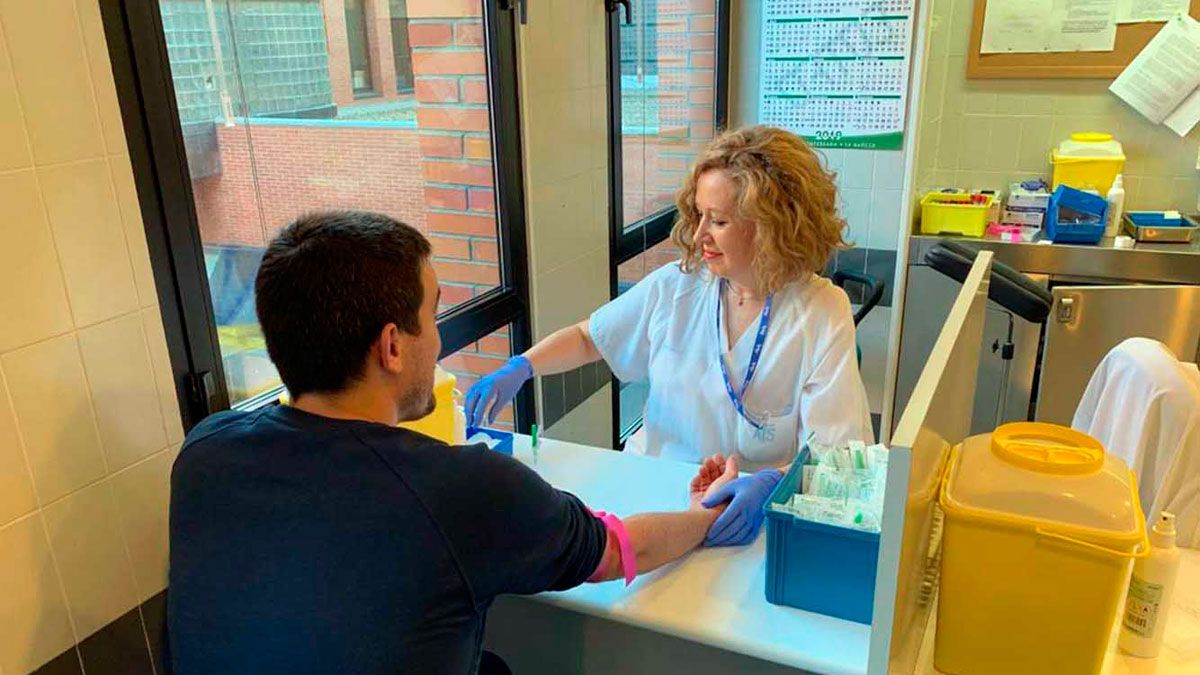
[935,422,1147,675]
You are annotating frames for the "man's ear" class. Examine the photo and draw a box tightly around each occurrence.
[376,323,406,376]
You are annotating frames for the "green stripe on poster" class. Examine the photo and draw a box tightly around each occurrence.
[804,131,904,150]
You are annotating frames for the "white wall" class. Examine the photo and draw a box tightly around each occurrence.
[0,0,182,671]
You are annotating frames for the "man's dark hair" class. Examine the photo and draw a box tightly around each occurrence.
[255,211,432,397]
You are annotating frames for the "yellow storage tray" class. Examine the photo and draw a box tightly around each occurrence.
[919,192,993,238]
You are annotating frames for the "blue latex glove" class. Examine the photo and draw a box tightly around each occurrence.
[464,355,534,427]
[701,468,784,547]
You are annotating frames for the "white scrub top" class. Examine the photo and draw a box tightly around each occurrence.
[590,262,874,471]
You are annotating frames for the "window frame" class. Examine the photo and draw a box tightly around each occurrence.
[100,0,534,433]
[605,0,731,447]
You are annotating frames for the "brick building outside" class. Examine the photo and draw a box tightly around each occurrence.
[164,0,716,427]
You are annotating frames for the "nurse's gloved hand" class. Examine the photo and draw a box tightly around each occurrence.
[464,355,534,427]
[700,468,784,547]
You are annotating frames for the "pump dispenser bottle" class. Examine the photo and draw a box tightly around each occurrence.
[1119,511,1182,658]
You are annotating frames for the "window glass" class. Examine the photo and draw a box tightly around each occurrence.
[159,0,502,405]
[619,0,719,230]
[440,326,516,431]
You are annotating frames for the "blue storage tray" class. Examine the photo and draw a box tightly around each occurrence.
[465,427,514,456]
[763,448,880,624]
[1126,211,1187,227]
[1045,185,1107,244]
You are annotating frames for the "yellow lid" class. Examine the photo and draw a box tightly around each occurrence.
[942,423,1142,544]
[1070,132,1113,143]
[991,423,1104,475]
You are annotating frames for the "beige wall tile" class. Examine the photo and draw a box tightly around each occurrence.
[0,27,31,172]
[110,155,157,308]
[1139,176,1175,210]
[528,180,571,276]
[2,334,106,503]
[73,0,126,155]
[957,116,993,172]
[563,0,588,91]
[522,90,567,194]
[588,84,607,173]
[534,249,607,341]
[0,371,36,526]
[564,86,592,179]
[78,314,167,473]
[934,116,962,171]
[39,158,139,328]
[1016,117,1054,174]
[140,308,184,446]
[946,0,973,57]
[0,514,77,673]
[0,0,104,165]
[109,448,174,602]
[42,480,139,639]
[586,0,607,89]
[985,116,1021,172]
[0,170,74,353]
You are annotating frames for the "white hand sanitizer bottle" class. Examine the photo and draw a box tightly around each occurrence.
[1105,174,1126,238]
[1118,511,1181,658]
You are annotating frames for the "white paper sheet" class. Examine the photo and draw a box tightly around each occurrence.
[981,0,1118,53]
[1116,0,1190,23]
[1109,15,1200,123]
[1164,87,1200,135]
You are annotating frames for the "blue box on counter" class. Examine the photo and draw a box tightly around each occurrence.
[763,448,880,625]
[1044,185,1108,244]
[465,427,514,456]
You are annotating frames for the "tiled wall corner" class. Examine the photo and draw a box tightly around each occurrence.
[915,0,1200,212]
[0,0,181,672]
[518,0,613,447]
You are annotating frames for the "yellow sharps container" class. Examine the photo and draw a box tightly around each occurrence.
[936,422,1147,675]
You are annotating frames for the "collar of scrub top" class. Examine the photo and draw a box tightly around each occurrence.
[716,278,774,431]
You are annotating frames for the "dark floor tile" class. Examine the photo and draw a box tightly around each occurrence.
[142,591,170,675]
[33,648,83,675]
[78,606,155,675]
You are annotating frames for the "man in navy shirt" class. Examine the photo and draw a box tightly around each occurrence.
[168,211,735,674]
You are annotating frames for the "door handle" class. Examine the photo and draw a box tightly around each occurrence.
[1056,296,1076,324]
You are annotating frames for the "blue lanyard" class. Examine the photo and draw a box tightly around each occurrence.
[716,279,774,430]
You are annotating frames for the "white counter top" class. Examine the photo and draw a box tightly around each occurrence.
[510,435,871,675]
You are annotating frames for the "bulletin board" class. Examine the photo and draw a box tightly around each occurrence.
[967,0,1200,79]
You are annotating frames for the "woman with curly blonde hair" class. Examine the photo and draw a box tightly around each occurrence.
[467,126,873,545]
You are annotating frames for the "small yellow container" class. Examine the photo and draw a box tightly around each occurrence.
[919,192,993,237]
[398,365,463,444]
[1050,132,1126,194]
[936,422,1147,675]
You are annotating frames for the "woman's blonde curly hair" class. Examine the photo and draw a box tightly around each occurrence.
[671,125,848,293]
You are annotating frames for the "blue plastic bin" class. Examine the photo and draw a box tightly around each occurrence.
[465,427,514,456]
[1044,185,1108,244]
[763,448,880,624]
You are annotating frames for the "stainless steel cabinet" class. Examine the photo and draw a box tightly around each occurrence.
[1035,284,1200,425]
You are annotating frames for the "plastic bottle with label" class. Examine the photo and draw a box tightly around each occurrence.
[1105,174,1126,237]
[1118,511,1182,658]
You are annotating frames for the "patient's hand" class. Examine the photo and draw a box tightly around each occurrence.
[689,454,738,511]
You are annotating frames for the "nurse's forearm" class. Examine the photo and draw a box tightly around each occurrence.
[591,508,722,582]
[523,320,602,376]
